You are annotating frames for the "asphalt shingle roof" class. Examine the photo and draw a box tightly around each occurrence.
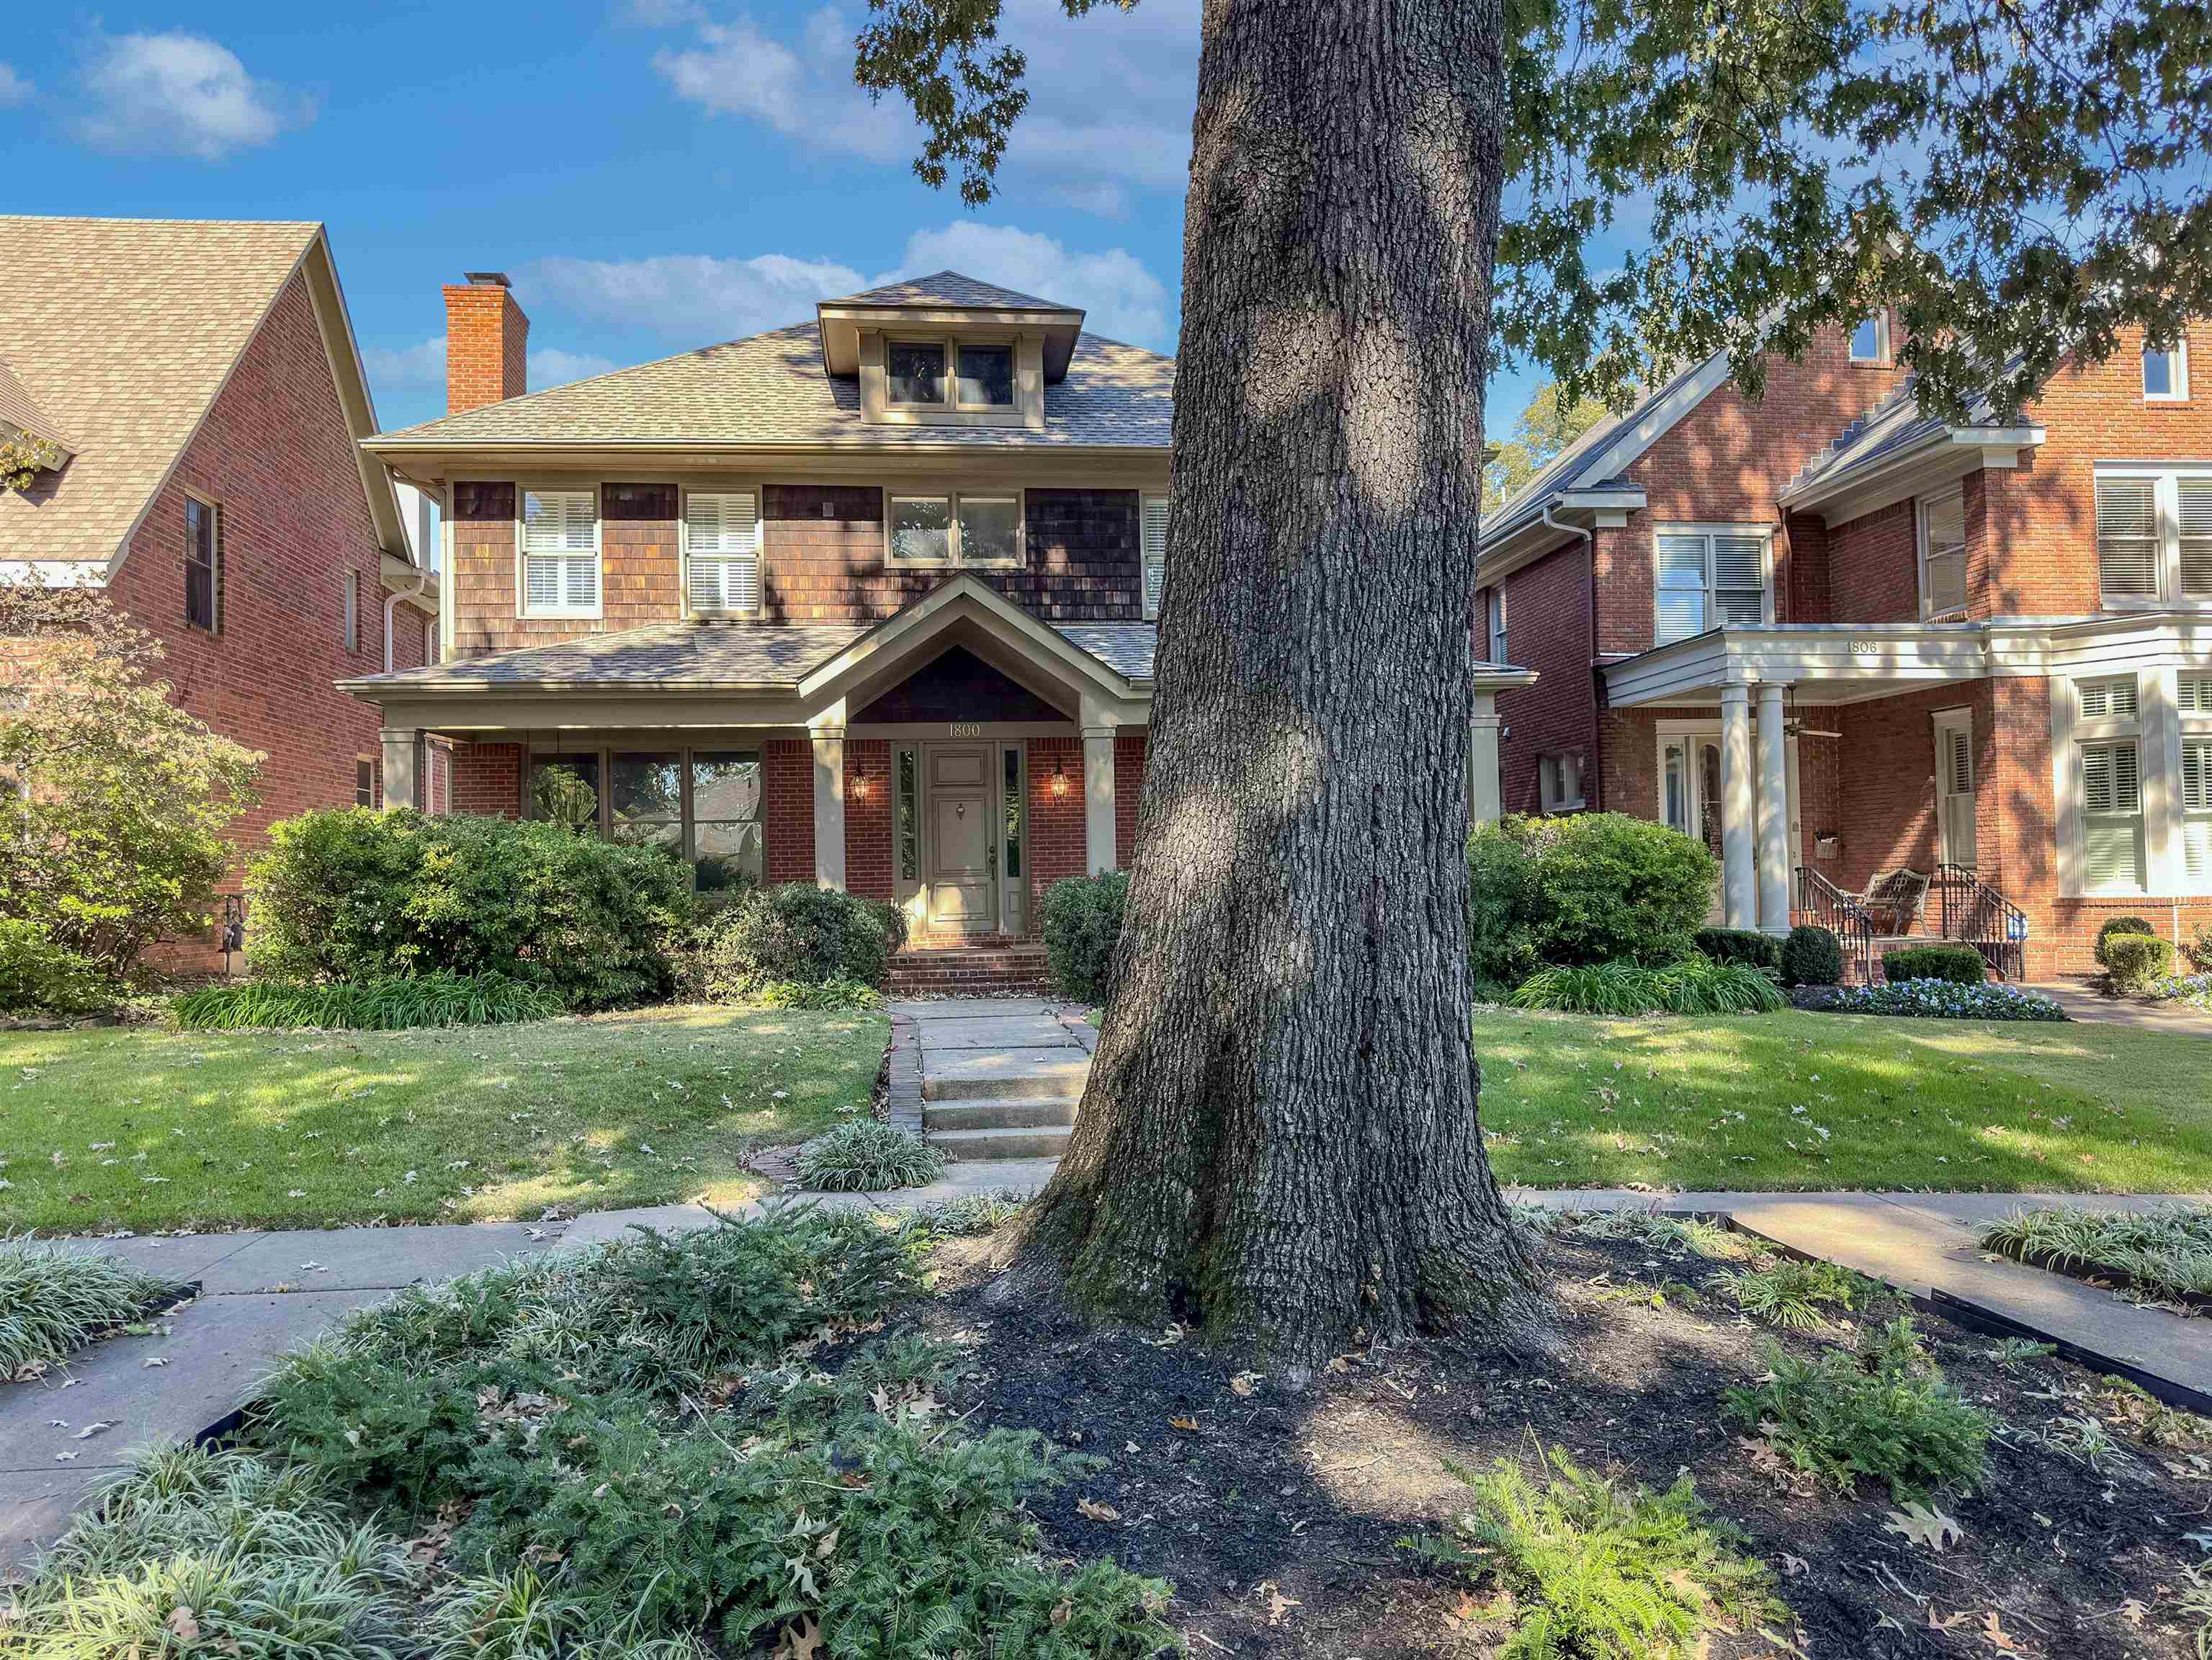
[828,271,1069,311]
[372,323,1173,452]
[0,217,321,568]
[1785,367,2013,499]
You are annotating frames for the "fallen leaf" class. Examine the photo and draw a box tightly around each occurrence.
[1884,1501,1965,1553]
[1169,1415,1200,1432]
[1258,1580,1301,1626]
[1982,1610,2029,1654]
[72,1422,112,1440]
[1077,1497,1120,1522]
[166,1605,200,1645]
[2118,1599,2147,1628]
[1781,1553,1809,1577]
[1229,1372,1258,1397]
[776,1615,822,1660]
[1049,1599,1073,1628]
[1929,1607,1970,1631]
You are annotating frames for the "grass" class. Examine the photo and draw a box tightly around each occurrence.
[1474,1005,2212,1191]
[1982,1202,2212,1302]
[0,1004,885,1233]
[0,1234,191,1378]
[1510,958,1784,1015]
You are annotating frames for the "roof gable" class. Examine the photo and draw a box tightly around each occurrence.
[828,271,1067,311]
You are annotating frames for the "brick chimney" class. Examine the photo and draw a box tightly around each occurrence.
[442,272,528,413]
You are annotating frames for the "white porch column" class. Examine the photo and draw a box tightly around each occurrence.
[810,713,846,891]
[1083,726,1118,875]
[1719,684,1756,929]
[1756,683,1792,934]
[1467,692,1503,826]
[379,728,421,811]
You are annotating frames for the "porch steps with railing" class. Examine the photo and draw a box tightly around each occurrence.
[1795,862,2028,983]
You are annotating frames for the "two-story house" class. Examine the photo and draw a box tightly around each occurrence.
[0,216,439,963]
[1479,313,2211,978]
[344,268,1539,990]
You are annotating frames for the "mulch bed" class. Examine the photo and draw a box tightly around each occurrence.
[895,1228,2208,1658]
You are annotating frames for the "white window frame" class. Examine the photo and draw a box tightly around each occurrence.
[2144,335,2190,403]
[517,484,603,620]
[1140,492,1168,621]
[681,486,763,617]
[2074,674,2146,895]
[343,569,359,652]
[1539,750,1586,813]
[885,336,1018,413]
[884,486,1026,568]
[1849,311,1891,365]
[1917,485,1968,619]
[2094,465,2212,608]
[1487,585,1508,664]
[1652,524,1775,646]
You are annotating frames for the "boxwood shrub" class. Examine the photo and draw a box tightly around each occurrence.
[1879,943,1986,986]
[1695,927,1783,973]
[688,884,907,1001]
[2094,914,2155,968]
[1467,813,1716,992]
[1042,871,1129,1004]
[1781,924,1845,989]
[2105,932,2175,994]
[246,809,692,1009]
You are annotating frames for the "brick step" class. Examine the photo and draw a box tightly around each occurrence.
[887,943,1052,997]
[930,1123,1075,1161]
[922,1097,1079,1133]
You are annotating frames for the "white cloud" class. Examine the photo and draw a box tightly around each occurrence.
[653,9,912,164]
[519,251,865,344]
[879,224,1171,349]
[0,63,32,107]
[529,347,620,388]
[997,0,1197,214]
[364,336,619,398]
[73,32,309,160]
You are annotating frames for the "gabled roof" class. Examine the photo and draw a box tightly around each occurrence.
[0,216,406,575]
[826,271,1067,312]
[0,356,73,455]
[1781,365,2032,511]
[368,323,1173,452]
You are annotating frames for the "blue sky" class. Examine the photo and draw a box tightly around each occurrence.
[0,1,1549,434]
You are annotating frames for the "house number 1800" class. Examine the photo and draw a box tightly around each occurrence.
[948,722,983,738]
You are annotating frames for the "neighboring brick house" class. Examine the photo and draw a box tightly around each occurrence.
[1478,309,2211,977]
[345,269,1536,987]
[0,217,439,959]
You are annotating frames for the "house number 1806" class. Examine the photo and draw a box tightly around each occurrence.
[948,722,983,738]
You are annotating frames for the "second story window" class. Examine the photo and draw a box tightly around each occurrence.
[887,340,946,404]
[1141,494,1168,620]
[184,494,220,633]
[520,487,601,617]
[1654,527,1770,645]
[2144,336,2189,401]
[1850,312,1890,364]
[2095,469,2212,606]
[887,339,1016,409]
[685,490,761,615]
[343,570,359,652]
[888,489,1022,566]
[1918,486,1967,617]
[1487,586,1508,664]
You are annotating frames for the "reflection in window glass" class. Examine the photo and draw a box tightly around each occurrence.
[957,344,1013,406]
[897,748,918,883]
[891,496,953,562]
[887,341,946,403]
[530,757,601,834]
[959,496,1021,563]
[691,750,763,889]
[1003,748,1023,879]
[611,753,684,852]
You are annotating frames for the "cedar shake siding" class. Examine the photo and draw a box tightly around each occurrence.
[449,481,679,655]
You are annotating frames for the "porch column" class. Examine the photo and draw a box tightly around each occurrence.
[1083,726,1118,874]
[1719,684,1756,928]
[379,728,420,811]
[1467,692,1503,826]
[1756,683,1792,934]
[811,724,846,891]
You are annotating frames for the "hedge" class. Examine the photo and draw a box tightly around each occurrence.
[687,885,907,1001]
[1879,944,1987,986]
[1468,813,1716,992]
[0,918,121,1018]
[1042,872,1129,1005]
[1695,927,1783,973]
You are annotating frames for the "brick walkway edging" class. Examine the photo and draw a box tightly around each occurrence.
[885,1011,924,1135]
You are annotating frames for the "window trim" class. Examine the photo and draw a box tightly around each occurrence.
[354,756,375,809]
[1487,586,1509,664]
[1652,523,1776,645]
[1917,485,1969,620]
[1140,492,1169,621]
[1849,311,1891,365]
[343,569,360,652]
[883,486,1026,568]
[679,483,764,618]
[2144,335,2190,403]
[885,336,1018,414]
[516,483,604,620]
[182,488,220,634]
[2093,465,2212,609]
[1538,749,1587,813]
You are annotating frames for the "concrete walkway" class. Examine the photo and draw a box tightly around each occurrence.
[890,996,1096,1161]
[2028,976,2212,1034]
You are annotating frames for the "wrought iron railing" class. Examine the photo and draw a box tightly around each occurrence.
[1794,866,1876,984]
[1933,863,2028,981]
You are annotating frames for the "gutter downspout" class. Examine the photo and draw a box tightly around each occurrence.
[1542,501,1600,809]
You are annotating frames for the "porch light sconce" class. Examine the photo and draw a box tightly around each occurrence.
[851,775,871,800]
[1051,757,1070,796]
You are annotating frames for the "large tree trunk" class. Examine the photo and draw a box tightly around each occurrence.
[1002,0,1530,1365]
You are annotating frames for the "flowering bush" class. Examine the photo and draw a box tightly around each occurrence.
[2150,972,2212,1011]
[1815,978,2067,1022]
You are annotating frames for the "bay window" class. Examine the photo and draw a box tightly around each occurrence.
[2095,468,2212,605]
[2075,675,2144,892]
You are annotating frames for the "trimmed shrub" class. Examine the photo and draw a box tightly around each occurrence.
[2094,914,2156,968]
[797,1121,947,1192]
[1508,957,1783,1016]
[1781,924,1845,988]
[1879,943,1986,985]
[246,810,691,1009]
[1042,870,1129,1004]
[1694,927,1782,972]
[173,971,561,1031]
[689,883,906,1001]
[1468,814,1715,990]
[2105,931,2175,994]
[0,917,121,1017]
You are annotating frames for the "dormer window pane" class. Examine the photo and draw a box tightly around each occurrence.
[888,341,946,403]
[957,344,1013,406]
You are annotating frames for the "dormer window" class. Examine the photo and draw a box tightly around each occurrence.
[957,343,1013,407]
[887,339,1016,410]
[818,274,1083,433]
[888,341,947,405]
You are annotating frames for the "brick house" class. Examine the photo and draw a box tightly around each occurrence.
[1478,311,2211,978]
[346,270,1536,988]
[0,217,440,958]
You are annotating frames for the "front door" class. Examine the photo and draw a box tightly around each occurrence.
[926,746,997,934]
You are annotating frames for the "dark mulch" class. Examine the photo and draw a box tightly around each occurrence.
[900,1228,2208,1658]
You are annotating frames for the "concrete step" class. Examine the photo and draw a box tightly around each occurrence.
[923,1097,1079,1133]
[923,1049,1091,1102]
[931,1124,1075,1162]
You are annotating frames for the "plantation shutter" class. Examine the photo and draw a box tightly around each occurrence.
[1709,534,1768,626]
[2080,741,2144,891]
[1922,490,1967,615]
[2180,476,2212,599]
[1654,535,1709,642]
[1140,494,1169,620]
[2183,738,2212,881]
[521,488,599,612]
[1940,723,1976,868]
[686,491,761,614]
[2078,677,2138,722]
[2095,477,2161,600]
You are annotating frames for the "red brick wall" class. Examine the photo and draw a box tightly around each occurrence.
[451,741,523,818]
[1114,731,1147,866]
[1028,735,1085,914]
[844,738,893,903]
[1821,499,1920,623]
[764,738,815,885]
[443,280,527,414]
[101,267,390,924]
[1487,549,1596,814]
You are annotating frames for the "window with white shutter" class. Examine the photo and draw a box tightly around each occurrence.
[520,488,600,616]
[2080,741,2145,891]
[2181,673,2212,715]
[1653,527,1771,643]
[685,491,760,615]
[2183,737,2212,884]
[2094,468,2212,606]
[2181,477,2212,600]
[2096,477,2160,602]
[1140,494,1168,620]
[2078,676,2138,722]
[1920,487,1967,617]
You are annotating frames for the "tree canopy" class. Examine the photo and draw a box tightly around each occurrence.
[1483,381,1613,514]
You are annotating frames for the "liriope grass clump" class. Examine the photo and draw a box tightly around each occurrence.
[173,971,562,1031]
[797,1120,946,1192]
[1510,958,1783,1016]
[1720,1257,1886,1331]
[1982,1203,2212,1302]
[0,1234,191,1380]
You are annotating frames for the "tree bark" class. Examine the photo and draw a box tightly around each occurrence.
[1001,0,1531,1364]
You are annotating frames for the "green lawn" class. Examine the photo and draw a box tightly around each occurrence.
[1475,1006,2212,1192]
[0,1006,886,1233]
